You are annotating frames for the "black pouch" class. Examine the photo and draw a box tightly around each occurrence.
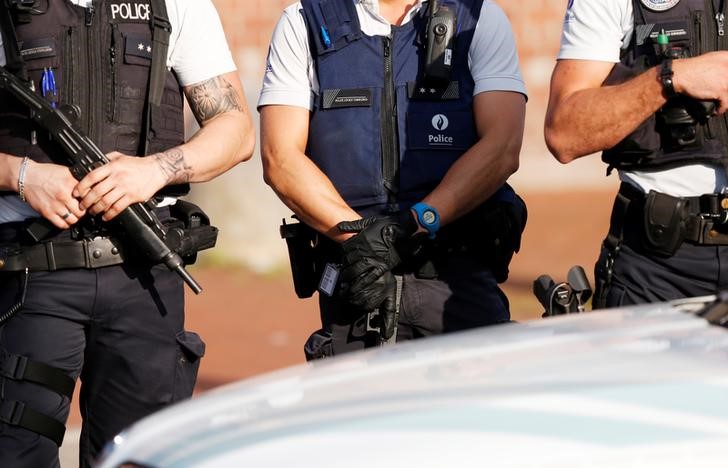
[481,193,528,283]
[642,190,688,257]
[280,218,319,299]
[438,189,528,283]
[166,200,219,264]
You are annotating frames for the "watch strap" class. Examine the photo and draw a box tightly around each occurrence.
[660,59,676,98]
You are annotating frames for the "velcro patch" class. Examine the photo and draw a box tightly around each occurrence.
[20,37,56,60]
[322,88,372,109]
[124,35,153,60]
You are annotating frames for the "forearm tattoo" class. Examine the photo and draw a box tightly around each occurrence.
[154,148,193,184]
[187,76,245,124]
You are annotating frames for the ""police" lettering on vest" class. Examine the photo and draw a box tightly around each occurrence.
[110,3,151,21]
[428,134,454,144]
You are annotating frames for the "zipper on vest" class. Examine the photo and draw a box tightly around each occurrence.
[717,0,725,36]
[694,11,704,55]
[85,3,95,27]
[109,25,119,121]
[381,34,399,200]
[63,28,74,107]
[87,1,102,143]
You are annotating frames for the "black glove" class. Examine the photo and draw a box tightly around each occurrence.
[337,210,418,308]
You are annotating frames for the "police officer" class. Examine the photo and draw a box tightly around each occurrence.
[545,0,728,307]
[260,0,527,357]
[0,0,255,466]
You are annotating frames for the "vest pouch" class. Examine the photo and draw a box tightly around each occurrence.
[657,96,712,150]
[642,190,688,257]
[18,36,63,105]
[307,88,383,207]
[402,110,475,196]
[280,220,320,299]
[436,187,527,283]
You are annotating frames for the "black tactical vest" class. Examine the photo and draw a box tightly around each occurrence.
[0,0,186,191]
[602,0,728,173]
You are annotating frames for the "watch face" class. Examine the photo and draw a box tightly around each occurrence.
[422,210,437,226]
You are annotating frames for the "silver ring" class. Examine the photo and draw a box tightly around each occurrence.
[60,211,72,220]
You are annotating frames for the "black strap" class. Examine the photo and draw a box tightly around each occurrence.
[0,1,27,78]
[0,350,75,399]
[141,0,172,155]
[0,398,66,446]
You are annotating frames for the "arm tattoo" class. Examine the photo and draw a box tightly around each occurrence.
[187,76,245,124]
[154,148,193,184]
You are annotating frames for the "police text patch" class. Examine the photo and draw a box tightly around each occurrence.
[109,1,151,22]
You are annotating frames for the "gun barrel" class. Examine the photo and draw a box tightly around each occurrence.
[173,264,203,295]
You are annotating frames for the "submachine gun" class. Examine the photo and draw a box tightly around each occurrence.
[0,66,207,294]
[533,265,593,317]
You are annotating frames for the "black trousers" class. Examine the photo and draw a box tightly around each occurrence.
[0,263,204,468]
[308,256,510,357]
[595,239,728,307]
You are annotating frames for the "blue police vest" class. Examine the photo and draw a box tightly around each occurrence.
[301,0,482,214]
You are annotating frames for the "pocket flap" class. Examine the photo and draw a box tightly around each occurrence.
[176,330,206,361]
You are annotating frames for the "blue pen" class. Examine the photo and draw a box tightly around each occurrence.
[320,25,332,49]
[41,67,58,108]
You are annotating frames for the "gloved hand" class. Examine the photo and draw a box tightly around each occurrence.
[337,210,419,310]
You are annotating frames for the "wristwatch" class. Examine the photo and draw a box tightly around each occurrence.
[411,202,440,239]
[659,59,676,98]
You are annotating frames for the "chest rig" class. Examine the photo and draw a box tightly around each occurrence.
[301,0,482,214]
[603,0,728,175]
[0,0,187,195]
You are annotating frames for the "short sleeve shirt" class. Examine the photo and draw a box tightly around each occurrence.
[258,0,527,110]
[557,0,727,196]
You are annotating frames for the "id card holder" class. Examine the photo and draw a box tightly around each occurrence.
[318,263,340,297]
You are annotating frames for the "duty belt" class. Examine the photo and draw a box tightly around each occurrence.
[618,182,728,246]
[0,236,125,272]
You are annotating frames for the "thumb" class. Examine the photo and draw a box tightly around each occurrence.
[337,217,373,234]
[378,290,398,341]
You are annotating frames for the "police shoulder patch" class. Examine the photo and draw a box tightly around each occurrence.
[640,0,681,12]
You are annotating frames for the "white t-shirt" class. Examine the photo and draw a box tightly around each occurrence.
[258,0,527,110]
[0,0,237,223]
[558,0,727,197]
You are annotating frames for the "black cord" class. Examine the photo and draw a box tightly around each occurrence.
[0,268,29,326]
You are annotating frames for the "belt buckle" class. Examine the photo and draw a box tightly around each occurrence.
[83,237,123,269]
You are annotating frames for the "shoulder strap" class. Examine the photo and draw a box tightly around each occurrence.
[0,1,27,79]
[301,0,362,56]
[142,0,172,155]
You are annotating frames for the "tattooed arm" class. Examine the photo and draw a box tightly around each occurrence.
[73,71,255,220]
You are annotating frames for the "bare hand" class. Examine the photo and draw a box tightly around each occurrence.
[23,160,86,229]
[673,52,728,114]
[73,152,166,221]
